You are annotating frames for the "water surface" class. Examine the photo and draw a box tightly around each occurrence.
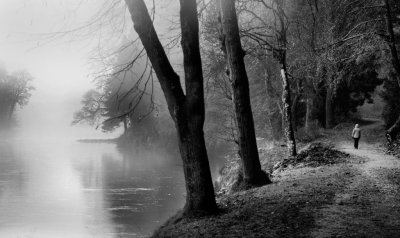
[0,138,185,237]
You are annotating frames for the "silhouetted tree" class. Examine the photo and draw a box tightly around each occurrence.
[239,0,298,155]
[0,69,34,128]
[383,0,400,141]
[125,0,217,216]
[218,0,270,186]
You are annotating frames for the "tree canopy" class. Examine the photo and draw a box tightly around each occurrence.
[0,68,34,129]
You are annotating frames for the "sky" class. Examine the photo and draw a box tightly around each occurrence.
[0,0,123,139]
[0,0,181,140]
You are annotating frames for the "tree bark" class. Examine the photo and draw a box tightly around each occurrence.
[125,0,217,216]
[383,0,400,141]
[280,63,297,156]
[263,73,279,141]
[291,93,299,132]
[278,101,285,137]
[219,0,270,186]
[325,83,334,129]
[305,96,313,134]
[272,0,297,156]
[123,117,128,132]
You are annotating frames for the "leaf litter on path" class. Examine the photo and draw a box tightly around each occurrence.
[274,142,349,171]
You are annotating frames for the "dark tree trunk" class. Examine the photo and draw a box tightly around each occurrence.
[7,96,19,120]
[291,79,303,132]
[325,83,334,129]
[8,103,15,120]
[123,117,128,132]
[125,0,217,216]
[280,61,297,157]
[263,74,279,141]
[291,93,299,132]
[219,0,270,186]
[279,102,285,137]
[305,96,313,134]
[178,0,217,214]
[383,0,400,141]
[387,117,400,142]
[383,0,400,82]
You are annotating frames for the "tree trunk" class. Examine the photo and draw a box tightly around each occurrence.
[178,0,217,214]
[280,64,297,156]
[291,93,299,132]
[123,117,128,132]
[268,114,277,141]
[305,97,313,134]
[383,0,400,84]
[263,74,279,141]
[125,0,217,216]
[277,101,285,137]
[387,117,400,142]
[8,103,15,120]
[176,116,217,213]
[383,0,400,141]
[325,83,334,129]
[219,0,270,186]
[270,0,297,157]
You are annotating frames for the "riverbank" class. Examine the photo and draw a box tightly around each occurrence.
[152,120,400,237]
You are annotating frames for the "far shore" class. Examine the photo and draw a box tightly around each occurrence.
[77,138,118,144]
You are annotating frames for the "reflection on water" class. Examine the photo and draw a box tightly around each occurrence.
[0,139,185,237]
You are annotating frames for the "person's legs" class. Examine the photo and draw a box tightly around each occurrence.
[355,138,359,149]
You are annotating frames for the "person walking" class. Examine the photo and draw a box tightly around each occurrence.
[352,124,361,149]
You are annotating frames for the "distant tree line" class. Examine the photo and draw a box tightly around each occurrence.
[0,67,34,129]
[73,0,400,217]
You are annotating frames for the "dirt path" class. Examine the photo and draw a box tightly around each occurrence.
[153,119,400,237]
[339,142,400,194]
[311,121,400,237]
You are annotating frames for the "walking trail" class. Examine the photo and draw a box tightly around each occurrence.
[311,120,400,237]
[152,119,400,237]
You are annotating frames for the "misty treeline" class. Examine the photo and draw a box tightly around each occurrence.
[73,0,400,216]
[0,66,34,129]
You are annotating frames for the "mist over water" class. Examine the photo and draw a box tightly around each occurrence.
[0,137,186,237]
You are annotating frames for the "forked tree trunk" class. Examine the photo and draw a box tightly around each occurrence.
[175,112,217,213]
[178,0,217,214]
[125,0,217,216]
[280,63,297,157]
[325,83,334,129]
[383,0,400,141]
[219,0,270,186]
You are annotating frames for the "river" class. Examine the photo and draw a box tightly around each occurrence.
[0,138,186,237]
